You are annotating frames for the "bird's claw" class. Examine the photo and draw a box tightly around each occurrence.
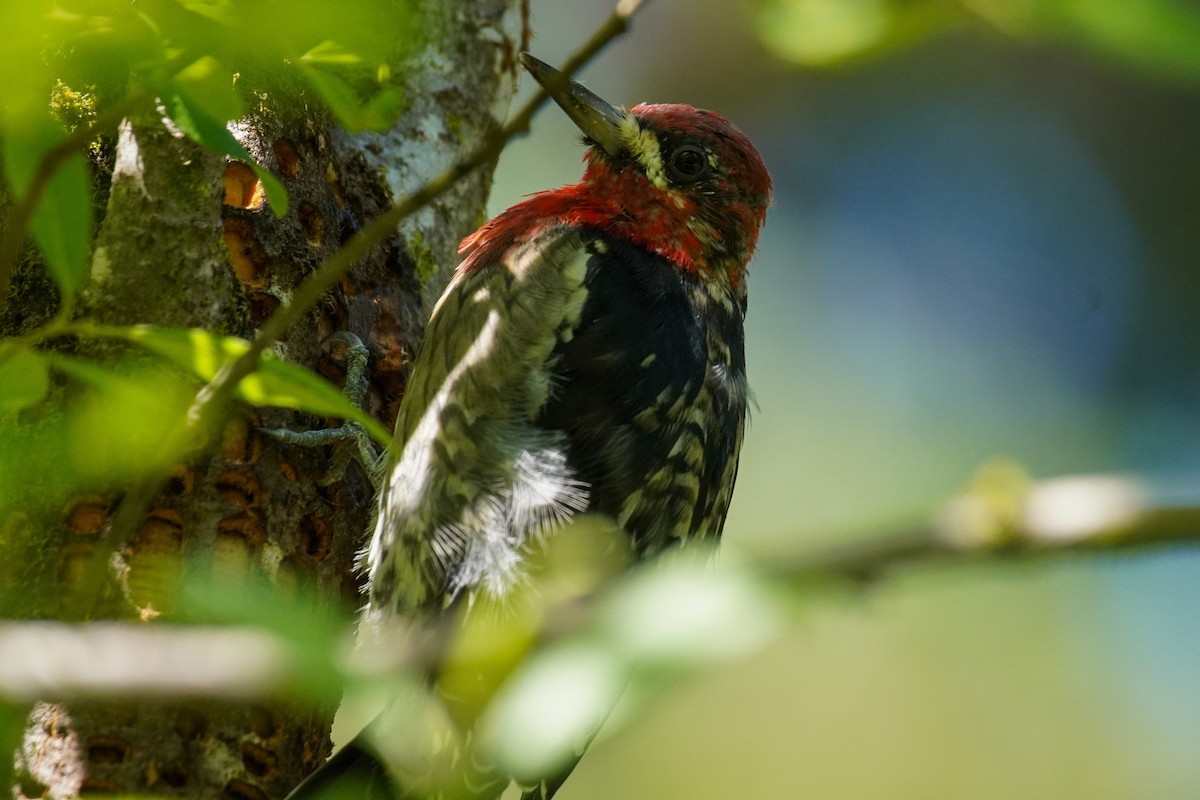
[261,332,386,489]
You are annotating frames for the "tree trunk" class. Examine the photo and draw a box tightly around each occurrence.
[5,2,526,798]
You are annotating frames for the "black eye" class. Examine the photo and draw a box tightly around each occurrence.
[668,145,708,182]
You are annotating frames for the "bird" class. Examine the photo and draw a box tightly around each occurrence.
[286,52,771,800]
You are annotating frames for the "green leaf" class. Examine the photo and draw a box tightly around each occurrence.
[31,151,93,296]
[757,0,1200,85]
[118,326,393,450]
[174,56,246,124]
[0,347,50,412]
[599,554,782,667]
[175,579,350,704]
[1,116,94,297]
[300,40,364,66]
[301,66,403,132]
[480,642,626,782]
[969,0,1200,85]
[42,353,200,480]
[300,67,363,127]
[164,85,289,217]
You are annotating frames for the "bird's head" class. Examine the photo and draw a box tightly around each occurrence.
[523,54,771,290]
[459,55,771,297]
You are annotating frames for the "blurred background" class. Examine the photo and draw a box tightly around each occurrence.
[492,1,1200,797]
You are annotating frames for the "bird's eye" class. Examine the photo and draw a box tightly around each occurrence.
[668,145,709,182]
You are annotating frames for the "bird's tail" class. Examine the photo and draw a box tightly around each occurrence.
[285,736,395,800]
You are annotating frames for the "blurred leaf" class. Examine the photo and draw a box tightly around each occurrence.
[301,65,403,132]
[146,0,420,75]
[599,555,783,668]
[0,348,50,412]
[43,353,200,481]
[119,326,393,449]
[300,40,364,66]
[173,55,245,123]
[0,4,56,130]
[756,0,955,66]
[28,152,93,296]
[479,552,785,783]
[964,0,1200,84]
[758,0,1200,83]
[1,117,94,297]
[480,641,627,782]
[163,85,289,217]
[176,579,351,703]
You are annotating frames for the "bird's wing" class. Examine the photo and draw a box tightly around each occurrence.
[366,225,595,617]
[536,234,748,554]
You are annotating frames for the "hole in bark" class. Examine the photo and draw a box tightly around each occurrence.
[248,706,277,741]
[246,290,281,327]
[165,464,195,497]
[216,470,263,509]
[299,202,326,247]
[299,513,331,560]
[272,138,301,180]
[65,495,111,535]
[315,296,348,342]
[135,509,185,548]
[240,742,278,779]
[218,511,266,546]
[223,217,270,289]
[159,762,190,788]
[79,778,123,795]
[86,737,131,765]
[223,162,265,210]
[221,779,268,800]
[221,415,264,465]
[126,512,185,615]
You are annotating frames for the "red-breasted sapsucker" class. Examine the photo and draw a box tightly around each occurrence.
[289,54,771,800]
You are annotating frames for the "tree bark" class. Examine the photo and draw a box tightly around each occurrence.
[6,2,527,798]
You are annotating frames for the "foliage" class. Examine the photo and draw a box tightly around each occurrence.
[755,0,1200,84]
[0,0,415,533]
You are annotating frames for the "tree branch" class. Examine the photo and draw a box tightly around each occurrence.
[0,624,290,701]
[16,469,1200,703]
[777,470,1200,584]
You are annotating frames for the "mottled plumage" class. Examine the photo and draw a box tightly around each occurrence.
[288,54,770,800]
[368,79,769,623]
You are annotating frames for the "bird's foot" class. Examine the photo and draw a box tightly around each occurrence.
[261,332,386,488]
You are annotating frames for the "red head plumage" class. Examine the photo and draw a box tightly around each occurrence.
[459,59,771,293]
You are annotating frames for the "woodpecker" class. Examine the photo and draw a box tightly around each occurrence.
[289,54,771,800]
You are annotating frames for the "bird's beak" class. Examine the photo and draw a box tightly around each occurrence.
[521,53,629,158]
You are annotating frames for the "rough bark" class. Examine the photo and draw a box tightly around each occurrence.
[6,2,526,798]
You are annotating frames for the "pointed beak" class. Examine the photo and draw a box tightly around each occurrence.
[521,53,629,158]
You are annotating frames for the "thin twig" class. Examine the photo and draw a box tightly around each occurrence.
[776,472,1200,585]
